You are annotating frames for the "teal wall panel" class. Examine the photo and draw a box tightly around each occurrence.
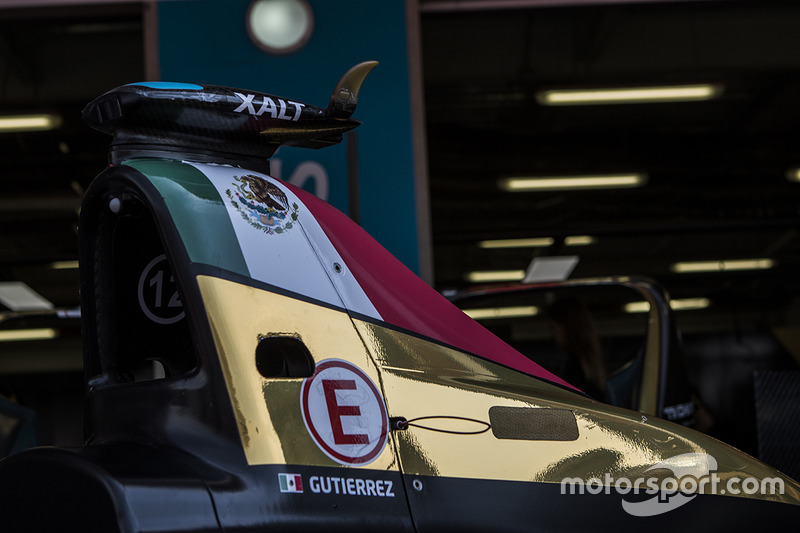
[156,0,421,274]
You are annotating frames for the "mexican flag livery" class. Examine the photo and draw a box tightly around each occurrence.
[0,62,797,533]
[278,473,303,494]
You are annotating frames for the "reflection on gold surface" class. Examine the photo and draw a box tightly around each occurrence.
[195,273,799,506]
[197,275,396,470]
[355,320,800,505]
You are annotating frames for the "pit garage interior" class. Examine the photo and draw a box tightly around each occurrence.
[1,0,799,477]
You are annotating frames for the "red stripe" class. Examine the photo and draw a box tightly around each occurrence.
[288,185,577,391]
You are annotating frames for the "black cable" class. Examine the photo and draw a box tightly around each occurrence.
[391,415,491,435]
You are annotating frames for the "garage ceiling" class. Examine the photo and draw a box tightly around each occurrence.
[0,3,143,369]
[422,0,800,336]
[1,0,800,364]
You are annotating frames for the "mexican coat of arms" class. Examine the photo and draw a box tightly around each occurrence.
[226,174,299,234]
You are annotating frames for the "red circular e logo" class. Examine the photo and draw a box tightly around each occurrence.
[300,359,388,465]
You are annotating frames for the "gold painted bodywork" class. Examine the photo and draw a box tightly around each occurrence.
[198,274,800,506]
[197,275,396,470]
[357,321,800,505]
[636,288,663,415]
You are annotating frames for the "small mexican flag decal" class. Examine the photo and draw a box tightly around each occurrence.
[278,473,304,493]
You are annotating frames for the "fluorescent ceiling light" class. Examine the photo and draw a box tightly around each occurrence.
[624,301,650,313]
[0,328,58,342]
[670,259,774,273]
[499,173,646,192]
[0,282,54,311]
[50,260,80,270]
[565,235,596,246]
[478,236,595,249]
[464,306,538,320]
[0,114,62,132]
[538,84,722,106]
[671,298,711,311]
[466,270,525,283]
[625,298,711,313]
[478,237,554,249]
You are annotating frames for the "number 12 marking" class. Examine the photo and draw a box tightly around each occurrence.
[138,254,185,325]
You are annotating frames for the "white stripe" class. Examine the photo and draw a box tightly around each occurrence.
[188,162,380,320]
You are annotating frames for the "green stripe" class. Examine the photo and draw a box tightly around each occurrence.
[123,159,250,277]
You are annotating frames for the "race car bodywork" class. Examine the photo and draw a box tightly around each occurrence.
[450,276,701,427]
[0,62,798,532]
